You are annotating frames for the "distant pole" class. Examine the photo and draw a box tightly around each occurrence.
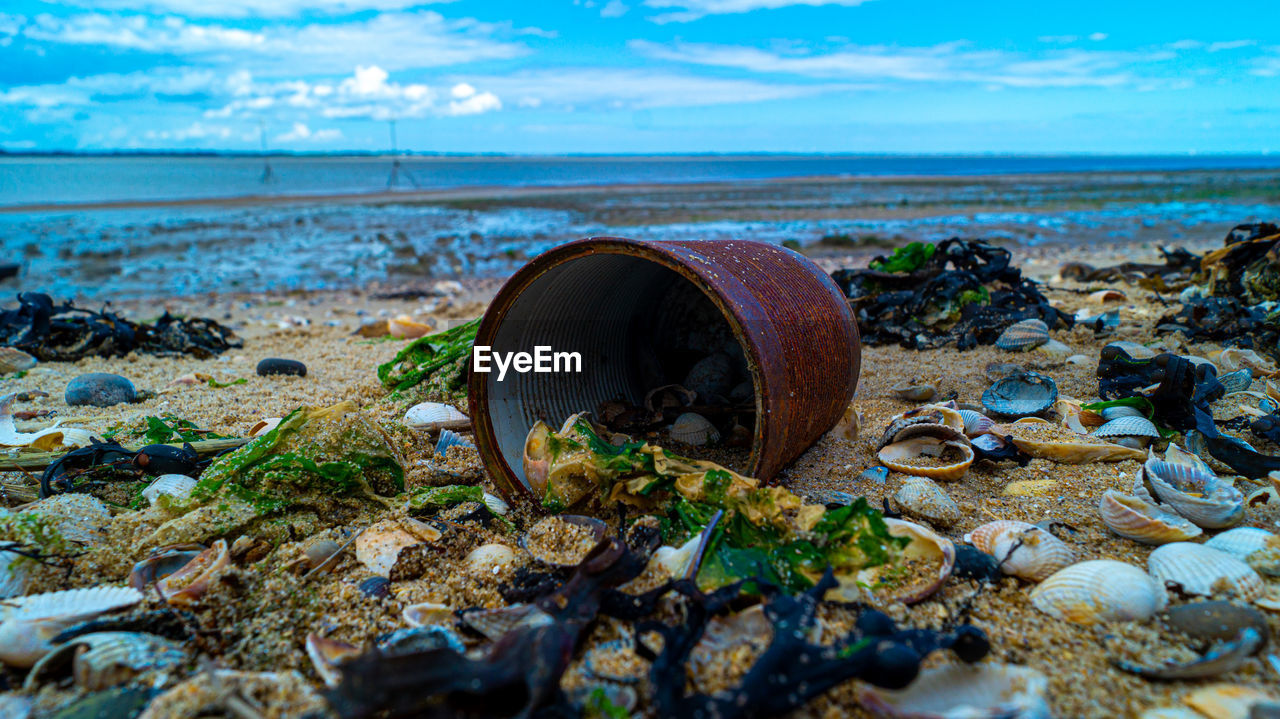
[386,118,419,190]
[259,121,275,184]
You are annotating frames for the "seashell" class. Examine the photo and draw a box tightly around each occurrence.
[668,412,720,446]
[482,492,510,516]
[892,383,937,402]
[1101,405,1147,421]
[0,393,91,451]
[1217,368,1254,394]
[995,319,1050,352]
[249,417,282,437]
[1135,453,1245,529]
[1075,309,1120,329]
[140,474,197,506]
[858,663,1050,719]
[403,602,453,629]
[1112,626,1263,680]
[466,543,516,575]
[521,515,608,566]
[303,538,344,572]
[459,604,550,641]
[1182,684,1277,719]
[1098,490,1202,545]
[1010,435,1145,463]
[128,547,205,590]
[1147,542,1264,601]
[1030,560,1166,624]
[388,315,434,339]
[0,347,37,374]
[1093,416,1161,449]
[879,405,967,448]
[403,402,469,432]
[878,435,974,482]
[306,633,361,688]
[852,518,954,605]
[684,353,734,401]
[434,428,474,456]
[156,539,230,607]
[1204,527,1280,577]
[14,494,113,545]
[893,477,960,528]
[958,409,997,437]
[1104,341,1156,359]
[1215,348,1279,378]
[355,518,442,576]
[1089,289,1126,303]
[358,576,390,598]
[24,631,186,690]
[0,586,144,667]
[1165,600,1271,645]
[964,520,1074,582]
[1066,354,1090,366]
[982,372,1058,418]
[831,402,861,442]
[860,466,889,484]
[805,488,856,506]
[583,638,646,685]
[229,536,270,564]
[0,549,34,600]
[1034,338,1072,360]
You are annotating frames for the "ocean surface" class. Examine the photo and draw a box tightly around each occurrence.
[1,154,1279,300]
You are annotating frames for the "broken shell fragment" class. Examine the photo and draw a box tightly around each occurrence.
[1135,453,1245,529]
[1215,348,1279,378]
[0,586,144,667]
[1009,436,1145,463]
[858,663,1050,719]
[1030,560,1166,624]
[355,518,442,576]
[965,520,1075,582]
[1147,542,1264,601]
[156,539,231,607]
[853,518,954,605]
[982,372,1058,418]
[1098,490,1203,545]
[831,402,862,442]
[388,315,434,339]
[1217,369,1254,395]
[893,477,961,528]
[249,417,282,437]
[891,383,937,402]
[403,602,453,629]
[878,435,975,482]
[1112,627,1263,681]
[1089,289,1126,303]
[403,402,469,432]
[306,634,362,688]
[995,319,1050,352]
[140,474,197,506]
[24,631,186,691]
[668,412,719,446]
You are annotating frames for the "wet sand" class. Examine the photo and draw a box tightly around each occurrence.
[1,236,1279,717]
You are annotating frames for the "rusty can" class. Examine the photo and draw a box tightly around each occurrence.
[468,236,861,505]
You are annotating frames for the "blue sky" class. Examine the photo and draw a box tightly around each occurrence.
[2,0,1279,153]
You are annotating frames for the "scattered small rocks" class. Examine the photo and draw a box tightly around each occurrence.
[64,373,137,407]
[257,358,307,377]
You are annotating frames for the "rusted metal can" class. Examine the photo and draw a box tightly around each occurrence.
[468,236,861,505]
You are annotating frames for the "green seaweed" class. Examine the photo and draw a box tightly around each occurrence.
[377,318,481,396]
[585,688,631,719]
[207,377,248,388]
[869,242,936,274]
[0,512,71,573]
[407,485,484,511]
[1082,396,1176,438]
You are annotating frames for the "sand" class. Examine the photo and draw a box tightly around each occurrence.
[1,239,1279,718]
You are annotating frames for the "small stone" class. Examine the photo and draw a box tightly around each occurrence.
[64,373,136,407]
[257,358,307,377]
[0,347,37,374]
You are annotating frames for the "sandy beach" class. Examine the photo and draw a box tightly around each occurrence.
[1,178,1279,718]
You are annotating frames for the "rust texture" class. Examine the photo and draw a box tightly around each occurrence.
[469,236,861,505]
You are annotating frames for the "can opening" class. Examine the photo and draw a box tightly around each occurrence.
[483,252,757,494]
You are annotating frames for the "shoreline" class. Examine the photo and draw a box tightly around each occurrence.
[3,167,1277,215]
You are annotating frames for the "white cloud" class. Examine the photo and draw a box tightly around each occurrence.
[632,40,1176,88]
[276,121,342,141]
[460,67,856,108]
[1088,32,1108,42]
[20,11,530,74]
[643,0,875,23]
[1208,40,1255,52]
[600,0,630,17]
[143,121,234,141]
[1252,54,1280,77]
[48,0,456,18]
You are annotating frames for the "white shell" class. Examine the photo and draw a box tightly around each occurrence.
[403,602,453,629]
[0,393,91,450]
[995,319,1050,351]
[355,519,441,576]
[1100,405,1147,421]
[668,412,719,446]
[1097,490,1202,545]
[0,586,144,667]
[964,520,1074,582]
[1204,527,1280,576]
[957,409,997,438]
[1134,453,1244,529]
[16,494,113,545]
[465,543,516,575]
[653,533,702,579]
[1147,542,1265,601]
[403,402,469,431]
[1104,341,1156,359]
[1030,560,1166,624]
[1094,416,1160,439]
[893,477,960,528]
[141,474,197,506]
[249,418,282,437]
[858,663,1051,719]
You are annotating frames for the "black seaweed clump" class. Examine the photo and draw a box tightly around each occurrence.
[0,292,241,361]
[832,238,1072,350]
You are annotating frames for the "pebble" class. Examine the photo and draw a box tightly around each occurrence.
[64,372,136,407]
[257,358,307,377]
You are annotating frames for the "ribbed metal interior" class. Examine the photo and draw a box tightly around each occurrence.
[487,254,725,489]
